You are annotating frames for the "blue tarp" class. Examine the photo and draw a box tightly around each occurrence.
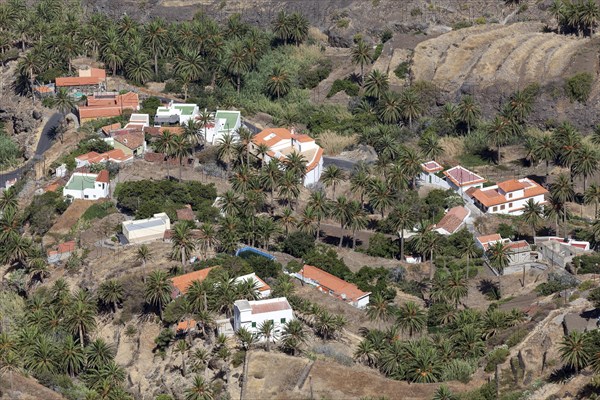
[235,246,276,261]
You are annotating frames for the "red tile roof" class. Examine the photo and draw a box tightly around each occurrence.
[436,206,469,234]
[176,205,195,221]
[498,179,526,193]
[95,170,109,183]
[299,265,370,302]
[78,106,123,119]
[306,147,323,173]
[477,234,502,244]
[471,179,548,208]
[171,267,216,295]
[113,130,144,150]
[56,76,102,87]
[176,319,197,332]
[101,122,121,135]
[253,128,293,147]
[292,134,314,143]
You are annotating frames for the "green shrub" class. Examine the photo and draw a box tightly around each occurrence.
[506,328,527,347]
[232,350,246,368]
[453,21,473,30]
[571,254,600,274]
[81,202,116,221]
[410,8,422,16]
[304,246,353,281]
[366,233,396,258]
[589,287,600,308]
[440,358,477,383]
[298,59,332,89]
[535,272,578,296]
[485,346,509,372]
[565,72,593,103]
[336,18,349,29]
[282,231,315,258]
[372,44,383,63]
[0,132,21,169]
[381,28,393,43]
[327,79,359,98]
[474,17,486,25]
[394,61,410,80]
[578,280,596,291]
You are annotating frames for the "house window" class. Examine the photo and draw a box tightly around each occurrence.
[251,322,256,328]
[508,193,513,199]
[280,318,286,323]
[492,206,497,212]
[509,203,513,208]
[500,205,505,210]
[84,195,89,199]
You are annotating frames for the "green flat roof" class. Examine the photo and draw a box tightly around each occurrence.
[66,175,95,191]
[174,105,196,116]
[215,110,240,132]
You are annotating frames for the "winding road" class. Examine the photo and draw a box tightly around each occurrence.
[0,112,61,188]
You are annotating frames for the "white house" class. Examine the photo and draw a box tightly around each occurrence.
[434,206,470,235]
[154,101,199,126]
[534,236,592,269]
[477,234,539,274]
[75,149,133,168]
[470,178,548,216]
[233,297,294,340]
[292,264,371,309]
[251,128,324,187]
[122,212,171,244]
[419,161,450,189]
[63,171,110,200]
[203,110,241,145]
[234,273,271,298]
[124,113,150,129]
[443,165,486,193]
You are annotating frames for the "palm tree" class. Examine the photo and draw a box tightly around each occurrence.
[487,115,511,163]
[331,195,351,248]
[64,299,97,349]
[297,206,318,238]
[307,191,330,241]
[155,130,175,179]
[534,134,557,184]
[457,95,480,135]
[85,338,115,370]
[237,127,254,167]
[418,133,444,161]
[320,165,345,199]
[348,200,367,248]
[551,173,575,236]
[144,270,172,320]
[396,301,426,337]
[487,241,510,276]
[125,52,153,85]
[284,151,308,182]
[399,89,422,129]
[272,10,291,45]
[170,135,193,180]
[144,18,168,76]
[350,164,371,206]
[174,47,204,99]
[580,0,600,36]
[0,188,17,213]
[559,331,590,373]
[520,198,545,238]
[171,222,197,273]
[388,204,415,260]
[260,158,282,212]
[98,279,124,313]
[377,91,403,124]
[400,147,424,188]
[367,178,393,218]
[278,207,297,238]
[550,0,565,33]
[584,183,600,217]
[573,145,599,191]
[60,335,85,377]
[25,336,59,375]
[199,223,218,260]
[364,69,389,99]
[53,88,75,115]
[265,66,291,99]
[366,293,392,328]
[235,327,257,351]
[174,339,189,377]
[351,39,372,84]
[433,385,457,400]
[278,169,301,210]
[135,244,152,282]
[226,40,249,93]
[197,110,214,144]
[460,237,479,281]
[258,319,275,352]
[281,319,307,356]
[216,132,237,172]
[446,270,468,309]
[185,375,214,400]
[288,12,309,45]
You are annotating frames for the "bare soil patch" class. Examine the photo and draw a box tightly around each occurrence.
[0,373,65,400]
[48,199,97,236]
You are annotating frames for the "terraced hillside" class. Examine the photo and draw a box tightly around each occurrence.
[412,22,596,94]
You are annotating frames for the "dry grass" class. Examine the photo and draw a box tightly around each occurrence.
[317,131,358,156]
[439,136,464,163]
[309,27,328,43]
